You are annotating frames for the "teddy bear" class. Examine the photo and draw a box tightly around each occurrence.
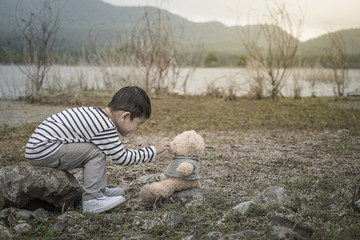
[140,130,205,203]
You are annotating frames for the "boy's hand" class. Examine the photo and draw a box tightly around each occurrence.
[154,138,170,155]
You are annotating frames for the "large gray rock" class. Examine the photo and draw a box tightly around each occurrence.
[0,166,82,210]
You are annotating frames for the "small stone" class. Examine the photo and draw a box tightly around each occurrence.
[168,188,203,204]
[51,221,66,232]
[57,211,85,221]
[271,226,303,240]
[203,231,222,239]
[254,186,288,206]
[221,230,256,239]
[133,216,160,230]
[162,211,185,226]
[103,214,125,225]
[354,199,360,212]
[232,201,255,215]
[126,234,152,240]
[270,215,313,238]
[0,224,13,239]
[181,235,196,240]
[33,208,49,220]
[16,209,34,221]
[222,201,255,221]
[14,222,32,233]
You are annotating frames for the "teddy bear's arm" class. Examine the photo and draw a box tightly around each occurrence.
[176,162,195,176]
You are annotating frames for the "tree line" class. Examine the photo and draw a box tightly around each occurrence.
[0,0,354,101]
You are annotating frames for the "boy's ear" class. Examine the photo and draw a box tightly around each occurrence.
[121,112,131,120]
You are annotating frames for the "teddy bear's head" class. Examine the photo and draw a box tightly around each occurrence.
[169,130,205,158]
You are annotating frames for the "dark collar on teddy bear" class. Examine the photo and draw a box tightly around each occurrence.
[172,156,199,162]
[164,156,201,180]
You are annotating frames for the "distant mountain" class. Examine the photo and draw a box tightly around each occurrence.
[1,0,359,58]
[298,28,360,56]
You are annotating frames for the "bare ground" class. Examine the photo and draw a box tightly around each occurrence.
[0,100,66,128]
[1,100,360,239]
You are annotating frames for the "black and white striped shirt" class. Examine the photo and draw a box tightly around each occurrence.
[25,107,156,165]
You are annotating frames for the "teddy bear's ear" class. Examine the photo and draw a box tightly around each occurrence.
[188,131,205,157]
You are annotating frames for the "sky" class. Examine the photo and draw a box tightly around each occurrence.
[101,0,360,41]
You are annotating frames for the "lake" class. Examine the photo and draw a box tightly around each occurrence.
[0,65,360,99]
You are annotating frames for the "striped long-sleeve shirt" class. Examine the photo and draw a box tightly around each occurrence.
[25,107,156,165]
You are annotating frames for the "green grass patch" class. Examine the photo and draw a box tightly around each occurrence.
[1,94,360,239]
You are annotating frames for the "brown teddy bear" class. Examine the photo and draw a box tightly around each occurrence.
[140,130,205,203]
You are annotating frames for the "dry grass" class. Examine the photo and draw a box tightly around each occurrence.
[0,93,360,239]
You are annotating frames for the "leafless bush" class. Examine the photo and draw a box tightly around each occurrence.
[241,0,303,100]
[205,73,239,101]
[14,0,62,101]
[246,62,267,99]
[292,68,304,99]
[305,66,331,97]
[326,30,349,96]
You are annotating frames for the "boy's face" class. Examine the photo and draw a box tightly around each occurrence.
[113,111,147,136]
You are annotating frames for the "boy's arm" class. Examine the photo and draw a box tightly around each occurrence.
[91,128,156,165]
[154,137,170,154]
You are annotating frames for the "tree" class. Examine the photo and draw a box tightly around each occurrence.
[124,8,173,94]
[325,30,348,96]
[241,0,303,100]
[236,54,247,67]
[204,52,219,67]
[121,6,201,94]
[14,0,62,101]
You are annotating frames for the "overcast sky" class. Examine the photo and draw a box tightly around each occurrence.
[101,0,360,41]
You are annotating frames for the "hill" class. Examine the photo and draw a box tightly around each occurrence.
[0,0,359,65]
[299,28,360,55]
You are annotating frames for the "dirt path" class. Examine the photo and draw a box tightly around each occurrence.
[0,100,66,128]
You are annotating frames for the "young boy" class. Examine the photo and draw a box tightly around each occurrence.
[25,86,170,213]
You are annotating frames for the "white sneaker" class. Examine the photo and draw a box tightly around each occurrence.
[104,187,124,197]
[82,196,126,213]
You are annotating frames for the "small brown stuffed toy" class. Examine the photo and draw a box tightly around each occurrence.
[140,130,205,203]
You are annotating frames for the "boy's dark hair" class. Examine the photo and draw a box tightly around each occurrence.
[108,86,151,120]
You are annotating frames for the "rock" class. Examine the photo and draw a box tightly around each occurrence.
[355,199,360,212]
[271,226,303,240]
[0,188,5,210]
[103,213,125,225]
[167,188,203,204]
[232,201,255,215]
[161,211,185,226]
[254,186,288,206]
[133,216,161,230]
[33,208,50,220]
[270,215,313,238]
[57,211,85,221]
[16,209,34,221]
[0,210,8,226]
[14,222,32,233]
[51,221,67,232]
[0,224,13,240]
[221,230,256,239]
[181,235,196,240]
[202,231,222,239]
[222,201,255,221]
[0,166,82,210]
[126,234,153,240]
